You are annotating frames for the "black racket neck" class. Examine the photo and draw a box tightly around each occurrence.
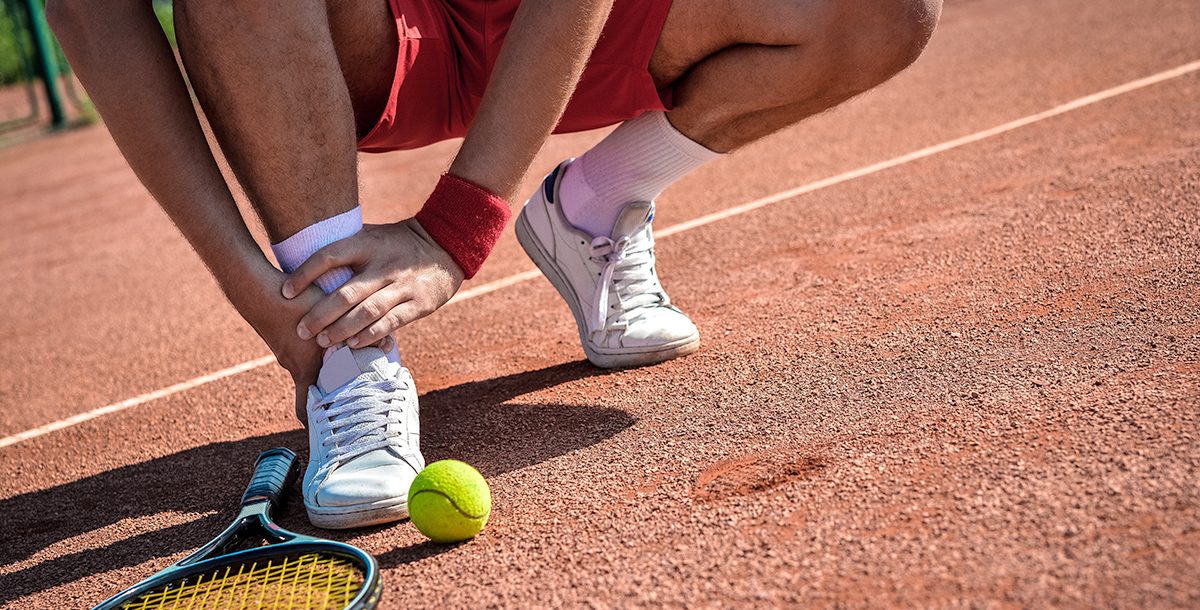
[178,448,301,567]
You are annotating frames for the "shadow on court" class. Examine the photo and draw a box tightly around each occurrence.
[0,360,628,604]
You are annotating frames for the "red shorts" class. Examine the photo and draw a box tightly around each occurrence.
[357,0,675,153]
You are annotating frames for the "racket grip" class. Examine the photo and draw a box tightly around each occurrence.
[241,447,299,507]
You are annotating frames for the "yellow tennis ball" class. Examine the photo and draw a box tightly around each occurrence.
[408,460,491,543]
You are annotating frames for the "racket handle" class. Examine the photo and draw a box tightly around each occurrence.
[241,447,299,508]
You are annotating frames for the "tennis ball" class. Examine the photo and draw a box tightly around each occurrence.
[408,460,491,543]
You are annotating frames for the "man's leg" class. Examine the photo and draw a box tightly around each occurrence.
[563,0,942,236]
[520,0,941,368]
[173,0,394,241]
[173,0,423,529]
[653,0,942,150]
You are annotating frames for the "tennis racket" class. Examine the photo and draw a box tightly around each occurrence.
[93,447,381,610]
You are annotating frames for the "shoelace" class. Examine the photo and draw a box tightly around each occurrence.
[312,376,410,477]
[589,228,668,337]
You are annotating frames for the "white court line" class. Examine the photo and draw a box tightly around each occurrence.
[0,356,277,449]
[2,60,1197,451]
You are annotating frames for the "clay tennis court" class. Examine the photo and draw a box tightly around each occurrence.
[2,0,1198,606]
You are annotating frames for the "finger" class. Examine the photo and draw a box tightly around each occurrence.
[320,288,405,347]
[282,239,363,299]
[296,276,386,343]
[349,302,423,348]
[376,335,396,353]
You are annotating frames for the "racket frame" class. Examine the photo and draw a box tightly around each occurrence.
[92,448,381,610]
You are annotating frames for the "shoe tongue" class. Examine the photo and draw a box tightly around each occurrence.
[609,201,654,240]
[317,346,399,394]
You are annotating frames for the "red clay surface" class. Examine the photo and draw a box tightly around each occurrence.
[2,0,1198,607]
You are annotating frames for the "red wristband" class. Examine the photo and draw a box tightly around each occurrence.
[415,173,511,279]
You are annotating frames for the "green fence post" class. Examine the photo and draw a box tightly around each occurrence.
[23,0,65,128]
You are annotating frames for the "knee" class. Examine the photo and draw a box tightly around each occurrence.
[878,0,941,72]
[838,0,941,86]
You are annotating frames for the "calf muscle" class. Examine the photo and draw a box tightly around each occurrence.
[174,0,359,242]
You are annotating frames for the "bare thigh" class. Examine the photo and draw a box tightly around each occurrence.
[649,0,835,86]
[325,0,398,137]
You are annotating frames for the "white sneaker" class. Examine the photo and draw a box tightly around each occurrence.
[303,345,424,529]
[516,160,700,368]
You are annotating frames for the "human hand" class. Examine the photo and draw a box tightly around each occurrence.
[229,267,326,421]
[235,266,399,423]
[283,219,464,349]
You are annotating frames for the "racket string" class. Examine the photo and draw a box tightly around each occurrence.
[119,552,364,609]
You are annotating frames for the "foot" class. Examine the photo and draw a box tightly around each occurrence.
[516,160,700,368]
[303,345,424,529]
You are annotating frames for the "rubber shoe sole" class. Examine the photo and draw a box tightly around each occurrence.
[306,496,409,530]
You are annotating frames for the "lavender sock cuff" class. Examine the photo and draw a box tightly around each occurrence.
[270,206,362,294]
[655,112,723,163]
[270,207,363,272]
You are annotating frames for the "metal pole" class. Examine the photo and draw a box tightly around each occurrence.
[23,0,66,128]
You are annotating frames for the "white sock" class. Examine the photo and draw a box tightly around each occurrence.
[270,207,400,363]
[559,111,722,237]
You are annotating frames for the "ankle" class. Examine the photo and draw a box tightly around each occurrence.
[554,112,723,238]
[559,160,617,237]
